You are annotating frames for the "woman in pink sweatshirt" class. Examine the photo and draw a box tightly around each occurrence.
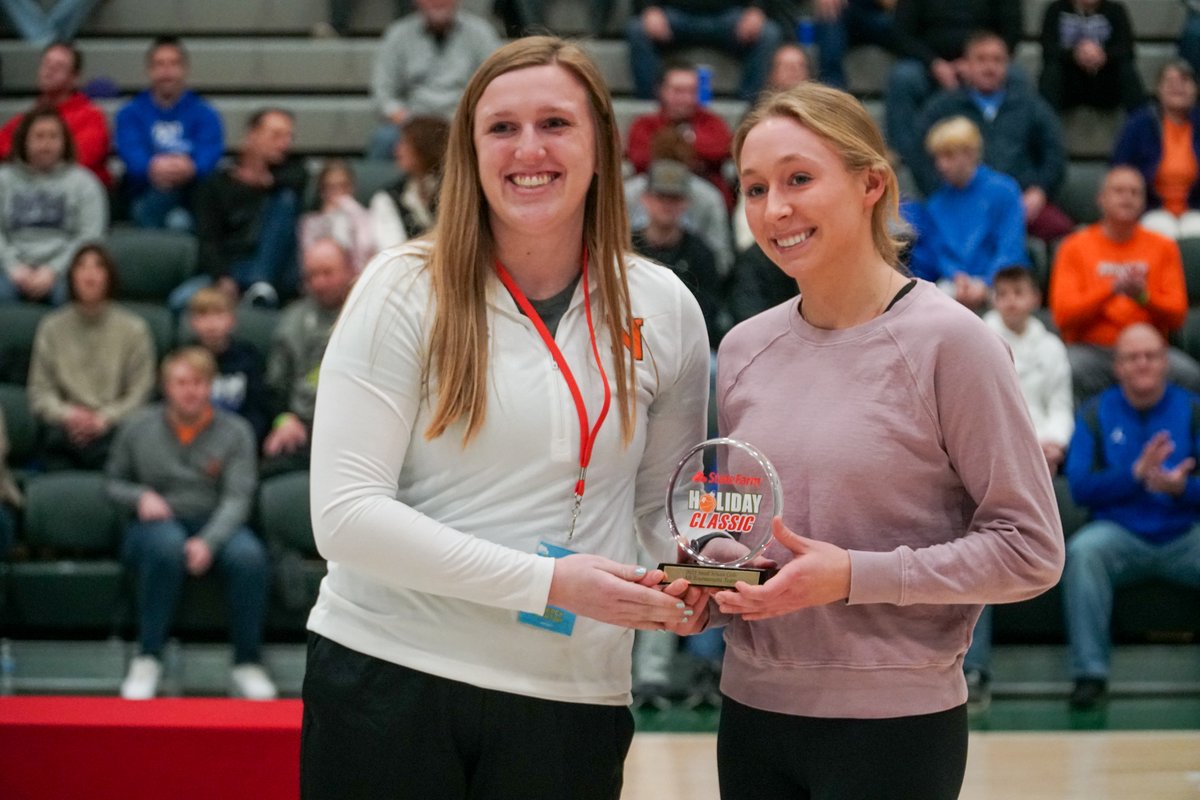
[701,82,1065,799]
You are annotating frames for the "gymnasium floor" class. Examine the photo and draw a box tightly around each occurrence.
[3,639,1198,798]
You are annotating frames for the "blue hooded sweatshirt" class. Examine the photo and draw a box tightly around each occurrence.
[115,89,224,189]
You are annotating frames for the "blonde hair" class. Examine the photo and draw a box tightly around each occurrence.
[925,115,983,158]
[187,286,234,315]
[733,83,904,268]
[161,346,217,384]
[423,36,635,445]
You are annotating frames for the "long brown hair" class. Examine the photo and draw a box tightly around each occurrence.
[423,36,635,445]
[733,83,904,268]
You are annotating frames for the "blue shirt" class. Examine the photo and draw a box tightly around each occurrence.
[115,90,224,188]
[917,163,1029,284]
[1066,384,1200,544]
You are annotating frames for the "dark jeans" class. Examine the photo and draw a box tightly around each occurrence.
[814,1,900,89]
[327,0,408,35]
[1180,9,1200,78]
[626,6,783,100]
[301,633,635,800]
[167,188,300,312]
[718,695,968,800]
[122,519,270,664]
[1040,57,1145,113]
[129,185,195,232]
[0,503,15,558]
[228,188,300,296]
[40,424,115,472]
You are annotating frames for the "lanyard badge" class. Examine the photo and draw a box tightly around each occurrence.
[494,249,612,541]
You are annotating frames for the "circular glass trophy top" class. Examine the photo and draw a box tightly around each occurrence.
[665,437,783,568]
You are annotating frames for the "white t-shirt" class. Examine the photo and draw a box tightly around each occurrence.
[307,242,710,705]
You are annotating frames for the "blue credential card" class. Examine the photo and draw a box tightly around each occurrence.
[516,541,578,636]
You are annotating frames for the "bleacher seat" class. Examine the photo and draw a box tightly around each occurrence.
[1178,238,1200,307]
[106,228,198,303]
[120,302,176,361]
[1176,307,1200,364]
[0,305,50,385]
[1055,161,1108,227]
[258,470,323,631]
[0,383,39,469]
[8,471,126,633]
[234,307,281,359]
[995,472,1200,644]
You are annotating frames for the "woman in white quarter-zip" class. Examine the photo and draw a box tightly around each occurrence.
[301,37,710,800]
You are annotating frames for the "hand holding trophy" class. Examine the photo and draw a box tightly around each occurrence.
[660,437,783,588]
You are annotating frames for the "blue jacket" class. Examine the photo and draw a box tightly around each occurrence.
[910,164,1029,283]
[914,77,1067,198]
[1066,384,1200,544]
[115,90,224,188]
[1112,103,1200,211]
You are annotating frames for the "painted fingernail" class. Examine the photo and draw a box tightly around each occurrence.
[676,601,686,609]
[681,616,692,624]
[683,609,694,616]
[634,567,647,577]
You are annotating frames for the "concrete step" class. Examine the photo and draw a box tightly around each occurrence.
[0,37,1180,101]
[0,94,749,156]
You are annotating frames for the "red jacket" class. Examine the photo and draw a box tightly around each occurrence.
[0,92,112,188]
[626,108,733,208]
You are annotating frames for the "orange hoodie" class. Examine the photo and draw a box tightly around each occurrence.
[1049,224,1187,346]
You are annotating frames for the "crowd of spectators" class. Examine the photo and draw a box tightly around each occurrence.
[1,0,1200,709]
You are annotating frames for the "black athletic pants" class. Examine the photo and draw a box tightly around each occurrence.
[301,633,634,800]
[717,695,968,800]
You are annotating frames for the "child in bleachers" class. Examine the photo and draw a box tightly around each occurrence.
[986,267,1076,474]
[0,405,20,558]
[300,159,376,274]
[916,115,1028,312]
[187,287,270,444]
[965,265,1074,710]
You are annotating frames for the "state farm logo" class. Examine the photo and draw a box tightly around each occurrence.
[690,469,763,488]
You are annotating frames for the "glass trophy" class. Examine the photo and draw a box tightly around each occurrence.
[659,437,783,588]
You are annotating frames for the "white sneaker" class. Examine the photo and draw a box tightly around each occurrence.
[241,281,278,309]
[230,663,277,700]
[120,656,162,700]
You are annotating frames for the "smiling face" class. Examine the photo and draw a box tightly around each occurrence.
[1114,324,1169,407]
[473,63,597,248]
[738,115,881,281]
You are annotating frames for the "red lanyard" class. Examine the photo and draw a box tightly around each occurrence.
[494,249,612,540]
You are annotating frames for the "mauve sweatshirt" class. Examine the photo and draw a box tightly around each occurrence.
[715,279,1064,718]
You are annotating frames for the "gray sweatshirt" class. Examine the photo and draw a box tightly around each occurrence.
[106,405,258,550]
[371,11,501,119]
[267,296,339,426]
[715,280,1064,718]
[0,162,107,276]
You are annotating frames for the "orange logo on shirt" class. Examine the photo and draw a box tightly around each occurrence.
[622,318,645,360]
